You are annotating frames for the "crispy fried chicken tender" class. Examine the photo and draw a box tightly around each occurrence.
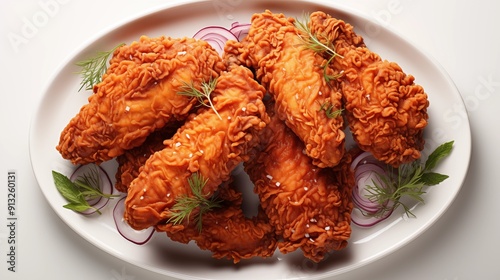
[245,102,354,262]
[224,10,345,168]
[114,126,179,193]
[309,12,429,166]
[167,178,277,263]
[56,36,225,165]
[124,66,269,231]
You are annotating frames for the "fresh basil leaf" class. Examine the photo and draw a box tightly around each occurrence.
[424,141,454,171]
[52,171,84,204]
[63,203,91,212]
[421,172,449,186]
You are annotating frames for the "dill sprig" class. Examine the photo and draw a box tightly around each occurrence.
[317,100,344,118]
[167,173,222,232]
[294,15,339,58]
[294,14,344,83]
[76,43,124,91]
[365,141,454,218]
[178,77,221,120]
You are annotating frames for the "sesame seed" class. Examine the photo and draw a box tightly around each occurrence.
[167,193,171,197]
[189,153,193,158]
[325,226,330,231]
[318,91,322,96]
[242,107,246,112]
[266,174,273,180]
[310,218,317,223]
[175,142,181,147]
[125,106,130,112]
[306,224,310,228]
[309,238,315,242]
[304,187,308,191]
[228,116,232,120]
[143,188,147,192]
[275,182,281,187]
[305,233,310,238]
[186,134,190,139]
[199,150,204,154]
[177,51,186,56]
[140,196,144,200]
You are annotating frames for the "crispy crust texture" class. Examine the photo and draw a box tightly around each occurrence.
[309,12,429,166]
[56,36,225,164]
[245,102,354,262]
[224,10,346,168]
[167,179,277,263]
[124,66,269,230]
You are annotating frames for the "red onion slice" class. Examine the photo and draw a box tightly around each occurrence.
[229,22,251,41]
[351,207,394,227]
[70,163,113,215]
[113,196,154,245]
[350,151,396,227]
[193,25,239,55]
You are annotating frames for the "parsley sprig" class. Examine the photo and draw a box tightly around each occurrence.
[167,173,222,232]
[366,141,454,218]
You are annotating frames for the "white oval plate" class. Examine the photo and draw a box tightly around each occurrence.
[29,0,471,279]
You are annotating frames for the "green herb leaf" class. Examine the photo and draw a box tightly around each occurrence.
[63,203,93,213]
[178,77,221,120]
[52,166,117,215]
[420,172,449,186]
[76,43,124,92]
[294,14,344,83]
[167,172,222,232]
[317,100,343,118]
[365,140,454,218]
[424,141,454,171]
[52,170,86,205]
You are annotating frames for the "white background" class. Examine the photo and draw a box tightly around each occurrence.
[1,0,499,279]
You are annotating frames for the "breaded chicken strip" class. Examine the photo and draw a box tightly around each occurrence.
[124,66,269,231]
[57,36,225,165]
[224,10,345,168]
[309,12,429,166]
[114,125,179,193]
[245,102,354,262]
[167,178,277,263]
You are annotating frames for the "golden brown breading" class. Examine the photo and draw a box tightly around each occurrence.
[56,36,225,165]
[167,179,277,263]
[309,12,429,166]
[114,125,179,193]
[224,10,345,168]
[124,66,269,231]
[245,102,354,262]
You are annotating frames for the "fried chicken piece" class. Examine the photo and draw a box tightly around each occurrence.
[114,125,179,193]
[167,178,277,263]
[245,102,354,262]
[56,36,225,165]
[309,12,429,166]
[124,66,269,231]
[224,10,345,168]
